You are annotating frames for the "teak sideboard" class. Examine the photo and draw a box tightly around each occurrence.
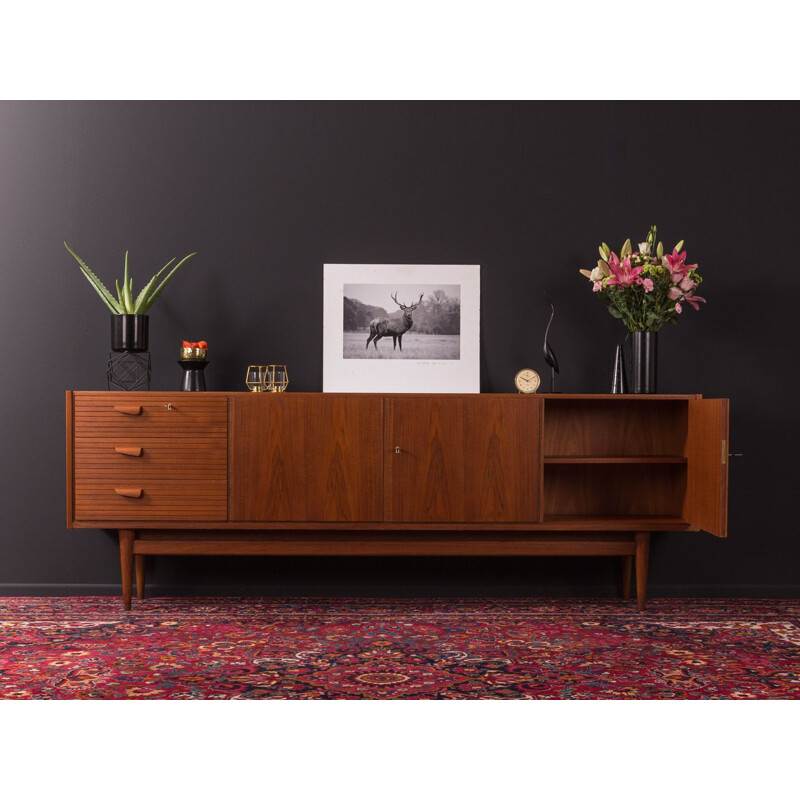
[66,391,730,610]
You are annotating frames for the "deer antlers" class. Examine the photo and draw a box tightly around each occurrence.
[391,291,424,310]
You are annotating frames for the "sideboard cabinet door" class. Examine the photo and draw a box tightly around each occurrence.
[385,397,541,523]
[305,395,383,522]
[230,395,383,522]
[684,398,730,537]
[230,394,307,521]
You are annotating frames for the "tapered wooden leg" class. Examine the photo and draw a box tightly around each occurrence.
[135,554,146,600]
[635,532,650,612]
[621,555,633,600]
[119,529,135,611]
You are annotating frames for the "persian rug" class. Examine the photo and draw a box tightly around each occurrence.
[1,597,798,699]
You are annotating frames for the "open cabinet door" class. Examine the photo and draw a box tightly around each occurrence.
[685,398,729,537]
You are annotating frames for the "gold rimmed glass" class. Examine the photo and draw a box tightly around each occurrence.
[245,365,266,392]
[262,365,276,393]
[272,365,288,392]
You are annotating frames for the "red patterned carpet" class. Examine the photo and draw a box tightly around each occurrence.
[1,597,798,699]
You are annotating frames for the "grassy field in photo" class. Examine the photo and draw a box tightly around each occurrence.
[344,332,460,360]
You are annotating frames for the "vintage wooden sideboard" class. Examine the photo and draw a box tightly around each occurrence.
[66,391,729,610]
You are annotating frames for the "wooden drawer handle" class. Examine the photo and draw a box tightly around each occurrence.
[114,488,143,498]
[114,446,143,457]
[113,405,142,415]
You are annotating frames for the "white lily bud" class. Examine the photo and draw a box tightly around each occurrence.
[638,242,651,255]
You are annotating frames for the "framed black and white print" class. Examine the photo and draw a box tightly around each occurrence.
[323,264,480,393]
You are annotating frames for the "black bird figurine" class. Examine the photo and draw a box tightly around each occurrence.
[543,295,559,392]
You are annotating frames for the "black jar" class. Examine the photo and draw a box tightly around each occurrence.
[111,314,149,352]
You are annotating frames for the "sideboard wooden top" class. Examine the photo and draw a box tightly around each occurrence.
[67,391,706,400]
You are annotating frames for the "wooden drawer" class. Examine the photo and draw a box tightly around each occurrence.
[73,393,227,438]
[74,437,227,480]
[74,478,227,521]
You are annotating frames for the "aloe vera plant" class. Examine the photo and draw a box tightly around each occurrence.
[64,242,196,315]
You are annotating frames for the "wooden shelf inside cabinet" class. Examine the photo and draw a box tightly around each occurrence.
[542,461,687,519]
[541,398,689,459]
[541,514,691,530]
[544,455,687,465]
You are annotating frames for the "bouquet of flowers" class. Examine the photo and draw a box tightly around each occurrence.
[580,225,705,332]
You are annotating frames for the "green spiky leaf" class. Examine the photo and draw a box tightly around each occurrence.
[134,258,175,313]
[64,242,123,313]
[140,252,196,311]
[122,252,134,313]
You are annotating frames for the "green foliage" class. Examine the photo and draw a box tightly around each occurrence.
[64,243,196,314]
[603,276,677,333]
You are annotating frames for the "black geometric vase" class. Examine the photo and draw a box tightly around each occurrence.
[630,331,658,394]
[111,314,149,352]
[107,351,152,390]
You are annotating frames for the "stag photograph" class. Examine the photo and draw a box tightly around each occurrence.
[323,264,480,393]
[343,284,460,360]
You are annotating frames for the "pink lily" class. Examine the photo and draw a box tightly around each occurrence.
[664,249,690,282]
[682,292,706,311]
[606,253,643,288]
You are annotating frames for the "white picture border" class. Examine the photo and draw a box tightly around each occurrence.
[323,264,480,393]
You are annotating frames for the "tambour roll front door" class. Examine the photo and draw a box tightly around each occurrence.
[71,393,227,522]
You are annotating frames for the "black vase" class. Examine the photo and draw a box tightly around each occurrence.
[178,360,209,391]
[111,314,149,352]
[630,332,658,394]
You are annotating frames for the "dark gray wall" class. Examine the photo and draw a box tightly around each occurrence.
[1,101,797,597]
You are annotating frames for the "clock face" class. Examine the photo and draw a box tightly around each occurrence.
[515,368,540,394]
